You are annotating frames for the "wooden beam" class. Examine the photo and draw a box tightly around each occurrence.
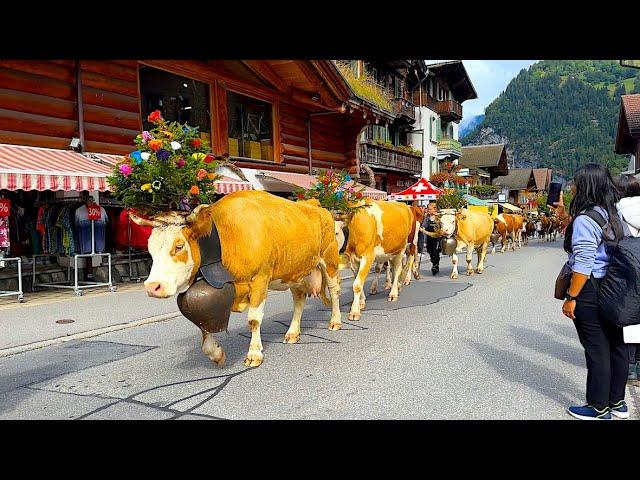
[242,61,290,93]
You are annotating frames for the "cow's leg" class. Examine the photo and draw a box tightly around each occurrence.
[500,234,507,253]
[384,261,393,290]
[370,263,381,295]
[318,258,342,331]
[244,275,269,367]
[349,253,374,321]
[465,242,475,276]
[451,251,459,279]
[402,245,416,286]
[201,330,226,365]
[284,286,306,344]
[476,241,489,274]
[491,241,496,255]
[387,252,404,302]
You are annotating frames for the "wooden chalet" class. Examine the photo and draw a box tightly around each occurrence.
[615,94,640,175]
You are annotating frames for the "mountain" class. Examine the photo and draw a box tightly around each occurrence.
[459,114,484,138]
[461,61,640,178]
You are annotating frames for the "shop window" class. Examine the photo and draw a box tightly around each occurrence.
[139,66,211,145]
[227,91,274,161]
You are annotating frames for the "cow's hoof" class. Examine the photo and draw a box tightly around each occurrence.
[388,294,398,302]
[476,268,483,274]
[402,279,411,286]
[348,311,361,321]
[243,351,264,367]
[283,332,300,344]
[329,320,342,331]
[451,273,458,279]
[359,301,366,309]
[370,287,378,295]
[466,270,474,276]
[383,283,392,291]
[212,350,226,366]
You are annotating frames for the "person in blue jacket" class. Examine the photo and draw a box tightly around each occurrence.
[561,164,627,420]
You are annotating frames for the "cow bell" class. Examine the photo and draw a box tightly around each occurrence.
[177,279,235,334]
[490,232,501,244]
[440,237,458,256]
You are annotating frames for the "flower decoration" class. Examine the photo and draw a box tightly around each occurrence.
[107,110,227,215]
[294,169,366,215]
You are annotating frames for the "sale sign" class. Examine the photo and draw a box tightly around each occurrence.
[87,203,102,220]
[0,198,10,217]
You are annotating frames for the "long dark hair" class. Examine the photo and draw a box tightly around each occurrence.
[563,163,623,253]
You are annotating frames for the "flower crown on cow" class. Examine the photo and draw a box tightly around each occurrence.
[106,110,222,215]
[294,169,367,215]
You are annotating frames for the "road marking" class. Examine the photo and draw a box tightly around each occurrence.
[0,311,182,358]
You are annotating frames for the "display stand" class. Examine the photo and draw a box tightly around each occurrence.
[120,215,149,283]
[32,207,117,296]
[0,257,24,302]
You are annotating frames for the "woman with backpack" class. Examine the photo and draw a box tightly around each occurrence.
[560,163,628,420]
[615,174,640,383]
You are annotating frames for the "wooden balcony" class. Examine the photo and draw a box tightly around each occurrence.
[359,142,422,174]
[437,138,462,158]
[392,97,416,121]
[435,99,463,121]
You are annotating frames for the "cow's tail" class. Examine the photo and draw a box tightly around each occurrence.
[319,268,331,306]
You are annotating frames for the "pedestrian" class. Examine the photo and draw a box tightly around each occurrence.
[560,163,627,420]
[419,201,441,275]
[615,174,640,382]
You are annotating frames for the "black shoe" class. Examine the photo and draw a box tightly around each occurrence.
[432,266,439,275]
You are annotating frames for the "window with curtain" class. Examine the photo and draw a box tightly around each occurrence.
[227,91,274,161]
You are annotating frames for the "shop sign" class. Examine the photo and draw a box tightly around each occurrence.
[0,198,10,217]
[88,203,102,220]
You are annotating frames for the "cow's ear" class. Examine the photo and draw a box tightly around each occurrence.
[186,204,213,238]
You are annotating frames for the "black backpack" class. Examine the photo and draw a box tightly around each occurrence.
[581,209,640,328]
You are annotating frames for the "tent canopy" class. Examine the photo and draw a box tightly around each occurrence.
[387,177,443,201]
[488,201,523,213]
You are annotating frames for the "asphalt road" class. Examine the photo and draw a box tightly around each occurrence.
[1,239,638,420]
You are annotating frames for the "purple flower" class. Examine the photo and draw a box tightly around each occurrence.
[142,131,153,142]
[157,149,170,162]
[175,158,186,169]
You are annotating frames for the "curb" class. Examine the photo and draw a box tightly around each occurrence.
[0,311,182,358]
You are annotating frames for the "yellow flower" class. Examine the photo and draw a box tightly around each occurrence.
[141,183,152,192]
[192,152,206,162]
[160,130,174,138]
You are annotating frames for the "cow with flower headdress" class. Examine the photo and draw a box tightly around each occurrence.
[109,112,343,368]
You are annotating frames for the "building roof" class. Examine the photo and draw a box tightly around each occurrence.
[492,168,535,190]
[424,61,478,103]
[532,168,552,191]
[460,144,507,169]
[615,94,640,154]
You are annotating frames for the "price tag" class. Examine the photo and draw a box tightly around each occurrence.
[88,204,102,220]
[0,198,10,217]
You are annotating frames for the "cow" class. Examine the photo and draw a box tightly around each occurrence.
[538,215,551,241]
[524,218,536,244]
[491,213,522,253]
[339,199,415,321]
[130,190,343,368]
[423,208,494,279]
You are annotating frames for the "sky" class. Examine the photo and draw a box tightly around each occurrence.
[458,60,539,117]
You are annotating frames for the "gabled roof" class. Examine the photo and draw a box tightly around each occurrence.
[460,144,507,168]
[615,94,640,154]
[424,61,478,102]
[492,168,535,190]
[532,168,552,191]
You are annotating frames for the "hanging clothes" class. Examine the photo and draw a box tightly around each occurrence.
[0,217,10,249]
[36,205,48,253]
[56,204,76,256]
[75,203,108,254]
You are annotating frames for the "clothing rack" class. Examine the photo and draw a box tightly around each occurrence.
[32,198,116,296]
[0,257,24,302]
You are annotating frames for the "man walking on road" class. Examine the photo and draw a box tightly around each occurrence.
[418,202,442,275]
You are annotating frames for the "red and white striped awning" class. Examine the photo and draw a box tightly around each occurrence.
[84,152,253,194]
[0,144,112,192]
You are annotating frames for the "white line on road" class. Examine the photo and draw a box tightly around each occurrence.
[0,311,182,358]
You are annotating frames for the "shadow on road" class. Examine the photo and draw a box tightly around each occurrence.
[509,325,585,369]
[466,339,583,408]
[546,322,579,341]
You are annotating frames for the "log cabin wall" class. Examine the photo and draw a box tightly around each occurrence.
[0,59,361,175]
[0,60,79,150]
[80,60,141,155]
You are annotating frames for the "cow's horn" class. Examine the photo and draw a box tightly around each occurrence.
[128,211,163,228]
[186,204,210,223]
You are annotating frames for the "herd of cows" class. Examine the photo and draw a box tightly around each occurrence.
[130,190,565,367]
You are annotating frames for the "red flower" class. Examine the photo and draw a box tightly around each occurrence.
[147,110,163,123]
[191,138,202,148]
[356,192,363,199]
[296,193,305,199]
[204,154,214,164]
[148,139,163,152]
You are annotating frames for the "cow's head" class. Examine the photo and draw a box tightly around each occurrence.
[131,206,213,298]
[439,210,458,238]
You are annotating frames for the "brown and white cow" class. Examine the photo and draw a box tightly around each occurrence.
[424,208,494,279]
[339,199,414,320]
[131,190,343,368]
